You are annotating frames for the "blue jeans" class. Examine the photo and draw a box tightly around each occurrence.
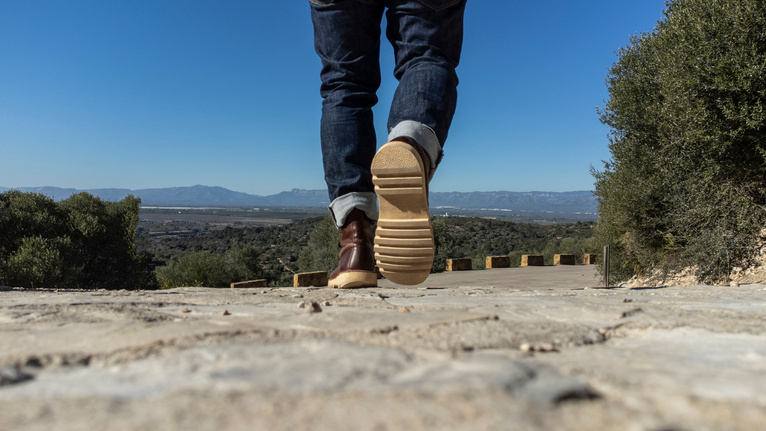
[310,0,466,226]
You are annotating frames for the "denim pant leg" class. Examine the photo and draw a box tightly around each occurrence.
[310,0,384,226]
[385,0,466,169]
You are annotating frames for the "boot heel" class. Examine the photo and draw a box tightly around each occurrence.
[329,271,378,289]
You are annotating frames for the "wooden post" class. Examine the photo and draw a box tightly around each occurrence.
[604,245,610,288]
[553,254,576,265]
[521,255,544,266]
[446,258,472,271]
[294,271,328,287]
[486,256,510,269]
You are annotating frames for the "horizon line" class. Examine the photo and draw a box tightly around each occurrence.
[0,184,596,196]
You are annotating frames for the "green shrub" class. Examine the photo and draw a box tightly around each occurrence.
[0,191,156,289]
[431,218,454,273]
[507,250,525,267]
[156,244,267,289]
[593,0,766,283]
[296,216,341,273]
[5,236,72,289]
[471,254,486,270]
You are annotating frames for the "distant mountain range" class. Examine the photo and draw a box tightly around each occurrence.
[0,185,597,214]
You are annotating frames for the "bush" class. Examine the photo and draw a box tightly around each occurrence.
[5,236,72,289]
[156,244,267,289]
[431,218,454,273]
[296,216,341,273]
[507,250,525,267]
[593,0,766,283]
[0,191,156,289]
[470,254,486,270]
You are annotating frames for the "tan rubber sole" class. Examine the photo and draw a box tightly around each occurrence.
[328,271,377,289]
[371,141,434,285]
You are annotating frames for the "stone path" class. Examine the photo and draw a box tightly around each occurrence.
[1,266,764,430]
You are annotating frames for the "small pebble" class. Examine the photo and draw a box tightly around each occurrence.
[398,307,411,313]
[322,301,331,306]
[221,310,230,316]
[0,366,34,386]
[519,342,557,353]
[297,301,306,309]
[292,294,303,299]
[305,302,322,314]
[537,343,557,352]
[622,298,633,303]
[620,308,643,318]
[730,281,740,288]
[181,308,191,313]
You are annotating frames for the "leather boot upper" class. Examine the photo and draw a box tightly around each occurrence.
[329,208,376,280]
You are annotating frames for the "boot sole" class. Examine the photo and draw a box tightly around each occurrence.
[329,271,377,289]
[371,141,434,285]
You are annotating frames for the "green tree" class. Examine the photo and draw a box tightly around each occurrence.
[5,236,73,289]
[59,193,155,290]
[0,191,66,260]
[593,0,766,283]
[0,191,155,289]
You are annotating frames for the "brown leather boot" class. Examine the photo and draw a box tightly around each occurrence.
[328,208,378,289]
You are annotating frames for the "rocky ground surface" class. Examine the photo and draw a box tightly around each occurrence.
[1,266,764,431]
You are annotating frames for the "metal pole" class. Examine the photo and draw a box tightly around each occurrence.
[603,245,610,288]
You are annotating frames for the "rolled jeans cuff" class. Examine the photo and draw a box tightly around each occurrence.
[388,120,441,169]
[328,192,378,228]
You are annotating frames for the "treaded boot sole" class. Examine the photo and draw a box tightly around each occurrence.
[328,271,378,289]
[371,141,434,285]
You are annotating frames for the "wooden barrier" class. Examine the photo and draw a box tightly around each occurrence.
[521,255,544,266]
[230,279,267,289]
[554,254,576,265]
[293,271,328,287]
[583,254,598,265]
[446,258,472,271]
[486,256,510,269]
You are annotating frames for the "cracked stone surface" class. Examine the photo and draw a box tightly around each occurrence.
[1,266,764,430]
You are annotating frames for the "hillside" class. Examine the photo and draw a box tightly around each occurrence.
[1,185,597,216]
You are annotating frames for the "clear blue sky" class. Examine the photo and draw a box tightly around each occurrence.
[0,0,667,196]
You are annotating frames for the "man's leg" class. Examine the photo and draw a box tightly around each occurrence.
[310,0,385,227]
[386,0,465,166]
[372,0,466,285]
[310,0,384,288]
